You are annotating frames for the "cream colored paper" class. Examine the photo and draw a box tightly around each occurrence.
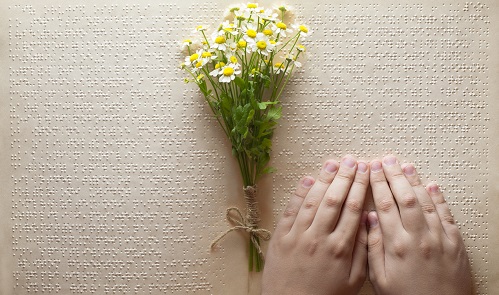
[1,0,498,294]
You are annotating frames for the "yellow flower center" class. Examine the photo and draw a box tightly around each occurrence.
[223,67,235,76]
[297,44,306,51]
[263,29,273,36]
[237,40,247,48]
[215,62,226,69]
[270,40,276,45]
[196,25,205,31]
[277,22,287,30]
[229,56,238,63]
[184,39,192,43]
[246,29,257,38]
[195,61,203,68]
[215,36,226,44]
[299,25,309,33]
[196,74,204,80]
[201,52,212,58]
[275,62,284,68]
[189,53,199,62]
[257,41,267,50]
[247,3,258,9]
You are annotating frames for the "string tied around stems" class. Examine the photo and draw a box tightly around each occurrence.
[210,185,271,257]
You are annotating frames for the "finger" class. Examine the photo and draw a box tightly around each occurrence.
[291,159,339,233]
[370,160,404,239]
[331,161,369,242]
[401,163,442,235]
[309,155,358,233]
[367,211,386,283]
[350,211,368,285]
[426,183,461,242]
[274,177,315,237]
[381,155,427,233]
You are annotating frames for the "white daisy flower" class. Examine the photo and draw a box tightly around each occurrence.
[181,38,193,49]
[184,49,202,65]
[209,62,226,77]
[252,33,275,56]
[211,35,227,51]
[200,50,217,64]
[221,20,238,35]
[272,22,292,37]
[242,24,258,43]
[224,4,242,19]
[292,24,311,38]
[193,25,208,34]
[218,63,241,83]
[285,54,301,68]
[258,9,278,22]
[296,44,306,52]
[261,27,275,38]
[234,9,251,23]
[246,3,259,13]
[273,61,286,74]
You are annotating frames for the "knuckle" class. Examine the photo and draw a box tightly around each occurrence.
[293,191,306,200]
[441,213,455,224]
[420,202,436,214]
[418,240,433,259]
[329,241,349,257]
[353,175,369,186]
[370,175,387,184]
[323,195,342,209]
[367,235,382,251]
[305,238,320,256]
[335,171,355,182]
[345,199,363,214]
[411,178,423,187]
[389,170,406,180]
[400,193,418,208]
[303,198,320,210]
[316,174,332,185]
[377,198,395,213]
[282,207,299,218]
[391,240,408,258]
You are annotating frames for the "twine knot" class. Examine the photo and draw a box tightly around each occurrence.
[210,186,271,256]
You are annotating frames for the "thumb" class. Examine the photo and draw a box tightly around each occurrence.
[367,211,385,283]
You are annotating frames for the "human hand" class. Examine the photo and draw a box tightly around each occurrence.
[262,156,369,295]
[367,155,472,295]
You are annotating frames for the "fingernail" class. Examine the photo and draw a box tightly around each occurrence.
[341,156,356,168]
[429,184,440,193]
[302,178,314,188]
[403,164,415,176]
[383,155,397,166]
[325,162,338,173]
[371,161,382,172]
[368,211,378,228]
[358,162,368,173]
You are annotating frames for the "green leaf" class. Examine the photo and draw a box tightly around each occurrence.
[262,166,277,174]
[267,106,282,121]
[234,77,246,89]
[257,101,278,110]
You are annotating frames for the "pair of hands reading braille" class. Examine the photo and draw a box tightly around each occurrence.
[261,155,472,295]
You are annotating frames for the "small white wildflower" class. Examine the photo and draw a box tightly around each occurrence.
[218,63,241,83]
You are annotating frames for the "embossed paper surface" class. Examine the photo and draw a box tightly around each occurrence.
[1,0,498,294]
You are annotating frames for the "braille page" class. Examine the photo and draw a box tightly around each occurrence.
[1,0,498,294]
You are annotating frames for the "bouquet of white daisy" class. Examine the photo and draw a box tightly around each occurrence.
[181,2,310,272]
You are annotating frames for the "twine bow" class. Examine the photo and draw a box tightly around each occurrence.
[210,207,271,255]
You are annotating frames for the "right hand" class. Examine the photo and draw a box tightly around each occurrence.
[367,155,473,295]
